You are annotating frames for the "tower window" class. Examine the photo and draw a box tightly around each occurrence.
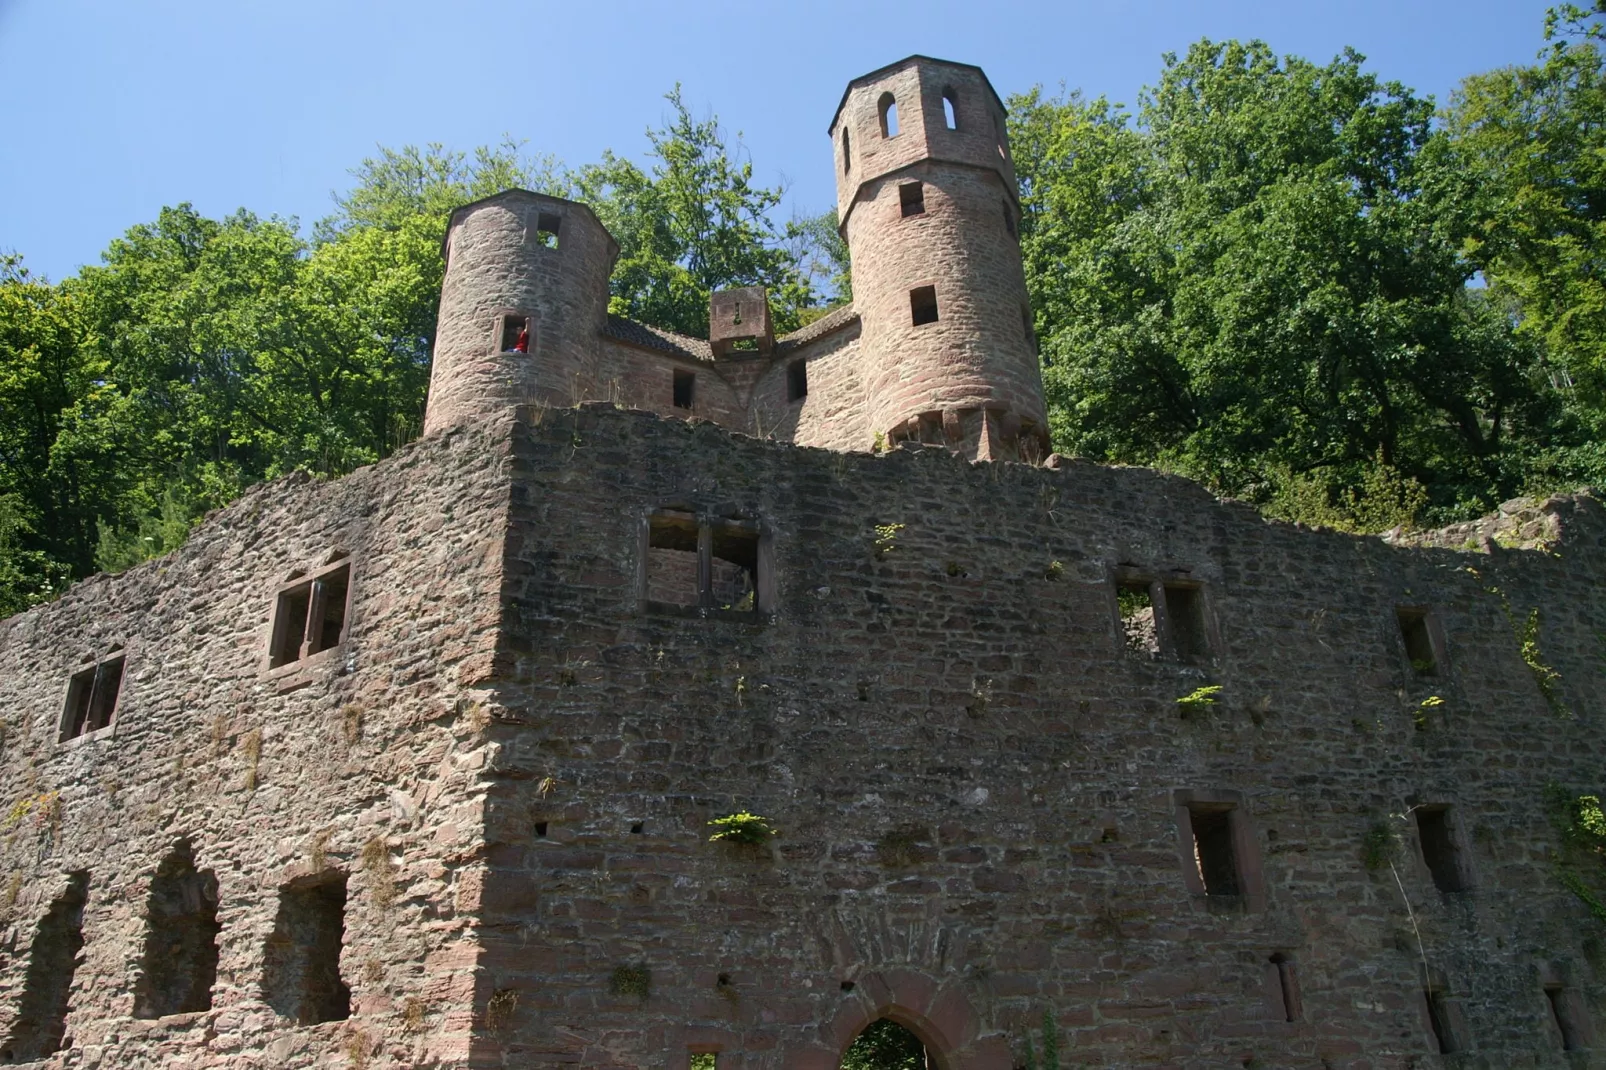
[499,314,531,354]
[1397,607,1441,675]
[1022,303,1036,354]
[942,88,958,130]
[1003,200,1016,239]
[899,181,925,217]
[269,560,352,669]
[535,211,561,249]
[910,285,938,326]
[879,92,898,137]
[787,359,808,402]
[60,650,125,741]
[673,369,696,410]
[1415,807,1467,893]
[842,126,851,173]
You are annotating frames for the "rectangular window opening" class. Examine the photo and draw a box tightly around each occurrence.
[262,875,350,1026]
[673,369,696,410]
[133,844,220,1019]
[690,1054,719,1070]
[788,360,808,402]
[910,285,939,326]
[1416,807,1466,893]
[0,872,88,1062]
[1425,988,1458,1054]
[711,523,759,614]
[646,512,701,608]
[535,211,561,249]
[1189,806,1241,897]
[728,337,759,352]
[500,315,531,354]
[1397,608,1437,676]
[60,654,124,741]
[269,562,352,669]
[1164,584,1209,662]
[899,181,925,217]
[1117,581,1158,656]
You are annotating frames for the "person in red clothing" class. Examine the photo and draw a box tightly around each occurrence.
[512,325,529,353]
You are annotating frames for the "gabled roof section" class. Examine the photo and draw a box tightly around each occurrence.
[603,315,714,362]
[776,303,858,354]
[442,189,620,262]
[827,55,1008,134]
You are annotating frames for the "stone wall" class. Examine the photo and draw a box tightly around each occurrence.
[476,406,1606,1070]
[0,419,514,1068]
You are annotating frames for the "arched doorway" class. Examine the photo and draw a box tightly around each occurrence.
[840,1018,932,1070]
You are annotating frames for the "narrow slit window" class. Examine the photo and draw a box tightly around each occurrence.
[942,89,958,130]
[1117,580,1158,656]
[0,872,88,1062]
[269,561,352,669]
[60,652,124,741]
[1003,200,1016,239]
[842,126,851,173]
[899,181,925,218]
[910,285,938,326]
[262,875,350,1025]
[1397,608,1438,675]
[133,841,220,1019]
[787,359,808,402]
[1188,806,1241,896]
[1021,303,1035,353]
[500,315,531,354]
[1269,954,1300,1022]
[879,92,898,137]
[535,211,561,249]
[673,369,696,410]
[1164,584,1210,662]
[1425,988,1458,1054]
[1416,807,1466,893]
[1545,985,1586,1051]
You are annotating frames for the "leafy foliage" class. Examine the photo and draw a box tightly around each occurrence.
[840,1019,927,1070]
[706,811,776,844]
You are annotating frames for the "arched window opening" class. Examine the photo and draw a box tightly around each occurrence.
[840,1018,930,1070]
[942,89,958,130]
[842,127,851,173]
[879,92,899,138]
[133,841,221,1019]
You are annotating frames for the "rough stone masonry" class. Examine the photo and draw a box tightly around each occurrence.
[0,54,1603,1070]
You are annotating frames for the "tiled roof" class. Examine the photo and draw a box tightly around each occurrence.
[603,315,713,362]
[777,303,859,352]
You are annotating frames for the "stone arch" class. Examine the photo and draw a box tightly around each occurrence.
[788,969,1009,1070]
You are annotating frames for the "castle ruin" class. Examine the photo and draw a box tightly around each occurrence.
[0,56,1603,1069]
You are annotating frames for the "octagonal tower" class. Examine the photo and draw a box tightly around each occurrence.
[830,56,1047,459]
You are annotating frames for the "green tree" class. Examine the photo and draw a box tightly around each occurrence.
[840,1019,926,1070]
[573,86,815,337]
[1011,41,1566,527]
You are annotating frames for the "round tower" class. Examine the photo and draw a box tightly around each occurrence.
[830,57,1047,459]
[424,190,618,435]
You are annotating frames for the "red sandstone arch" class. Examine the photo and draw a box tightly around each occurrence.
[786,968,1011,1070]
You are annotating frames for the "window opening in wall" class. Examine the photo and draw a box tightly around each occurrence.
[1021,303,1035,353]
[673,369,696,410]
[879,92,898,137]
[1269,953,1300,1022]
[1397,608,1437,675]
[1545,984,1586,1051]
[910,285,938,326]
[0,872,88,1063]
[899,181,925,217]
[133,840,221,1019]
[1164,584,1210,662]
[710,522,759,612]
[269,561,352,669]
[500,315,530,354]
[841,1019,928,1069]
[1003,200,1017,238]
[535,211,561,249]
[1416,807,1466,893]
[690,1054,718,1070]
[60,650,124,741]
[1117,581,1159,656]
[842,127,851,172]
[943,88,958,129]
[646,511,701,608]
[534,821,548,837]
[1188,805,1241,896]
[788,359,808,402]
[262,874,350,1025]
[1424,988,1458,1054]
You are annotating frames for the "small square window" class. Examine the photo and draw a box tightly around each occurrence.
[1415,806,1467,893]
[673,369,696,410]
[269,561,352,669]
[899,181,925,217]
[60,652,125,741]
[910,285,938,326]
[644,511,765,617]
[787,360,808,402]
[690,1054,718,1070]
[499,315,531,354]
[1397,607,1439,676]
[535,211,561,249]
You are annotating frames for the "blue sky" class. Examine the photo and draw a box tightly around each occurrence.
[0,0,1559,283]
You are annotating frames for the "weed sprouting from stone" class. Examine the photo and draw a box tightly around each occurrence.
[400,995,427,1032]
[707,812,776,845]
[1045,560,1064,581]
[486,988,519,1033]
[873,522,904,559]
[1175,685,1221,714]
[240,728,263,791]
[362,837,396,908]
[341,705,364,746]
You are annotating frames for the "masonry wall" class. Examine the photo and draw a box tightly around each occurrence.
[478,405,1606,1070]
[0,420,514,1069]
